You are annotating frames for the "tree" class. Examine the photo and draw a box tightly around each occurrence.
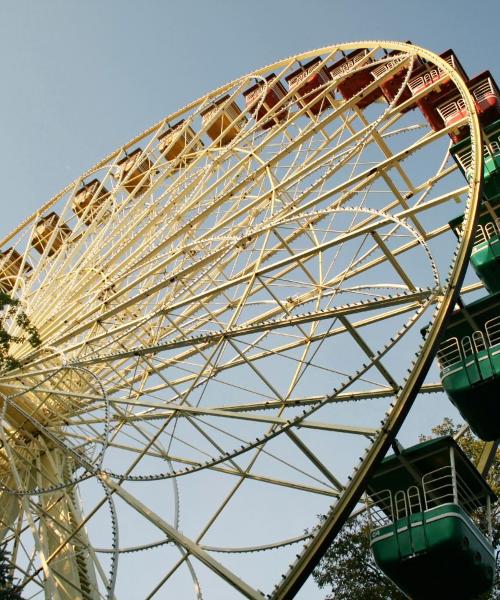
[312,512,406,600]
[0,291,40,371]
[0,291,37,599]
[313,419,500,599]
[0,546,24,600]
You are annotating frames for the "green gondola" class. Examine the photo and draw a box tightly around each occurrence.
[437,293,500,440]
[450,211,500,294]
[450,119,500,203]
[470,229,500,294]
[368,437,496,599]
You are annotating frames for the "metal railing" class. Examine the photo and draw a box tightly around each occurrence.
[455,144,492,174]
[437,316,500,371]
[422,465,484,514]
[486,315,500,347]
[472,330,487,353]
[329,50,368,80]
[436,336,463,369]
[436,97,466,125]
[490,139,500,155]
[371,55,406,79]
[473,219,500,246]
[455,146,473,174]
[408,68,441,93]
[407,55,455,94]
[472,78,497,104]
[407,485,423,514]
[454,131,500,175]
[368,465,485,529]
[367,489,395,528]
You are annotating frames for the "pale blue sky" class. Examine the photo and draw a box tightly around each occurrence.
[0,0,499,237]
[1,1,499,598]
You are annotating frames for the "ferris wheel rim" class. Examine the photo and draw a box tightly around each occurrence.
[269,42,484,598]
[0,40,484,599]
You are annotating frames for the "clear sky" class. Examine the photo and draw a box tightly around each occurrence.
[1,0,499,238]
[1,1,499,598]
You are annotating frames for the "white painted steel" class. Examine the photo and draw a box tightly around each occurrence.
[0,41,482,599]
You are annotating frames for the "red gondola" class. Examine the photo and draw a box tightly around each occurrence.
[433,71,500,142]
[328,49,382,109]
[117,148,153,196]
[286,57,332,116]
[200,95,245,146]
[408,50,468,130]
[0,248,31,292]
[31,213,72,256]
[158,120,204,163]
[243,74,288,129]
[73,179,110,225]
[370,48,423,112]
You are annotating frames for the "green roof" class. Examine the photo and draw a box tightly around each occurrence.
[444,292,500,339]
[367,435,495,505]
[421,292,500,339]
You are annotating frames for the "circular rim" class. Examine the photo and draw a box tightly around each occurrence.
[0,40,482,599]
[270,41,483,599]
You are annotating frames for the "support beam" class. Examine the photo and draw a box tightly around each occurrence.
[100,475,264,600]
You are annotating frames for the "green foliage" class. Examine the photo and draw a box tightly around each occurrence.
[0,294,37,599]
[0,546,24,600]
[312,513,406,599]
[313,419,500,599]
[0,291,40,371]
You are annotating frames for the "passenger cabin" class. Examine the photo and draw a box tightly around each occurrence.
[117,149,152,195]
[371,49,423,112]
[157,120,204,164]
[368,436,496,600]
[408,50,468,130]
[328,49,383,109]
[243,74,288,129]
[200,95,245,146]
[433,71,500,142]
[72,179,110,226]
[470,217,500,293]
[31,212,71,256]
[449,201,500,294]
[285,57,332,116]
[436,293,500,440]
[0,248,31,292]
[450,119,500,204]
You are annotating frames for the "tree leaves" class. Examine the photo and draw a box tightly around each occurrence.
[0,546,24,600]
[0,292,40,371]
[312,513,406,599]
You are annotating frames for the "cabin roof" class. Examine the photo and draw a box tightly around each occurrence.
[367,435,496,504]
[445,292,500,339]
[199,94,232,117]
[117,147,143,165]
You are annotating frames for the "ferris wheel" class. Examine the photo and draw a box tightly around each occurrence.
[0,41,484,599]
